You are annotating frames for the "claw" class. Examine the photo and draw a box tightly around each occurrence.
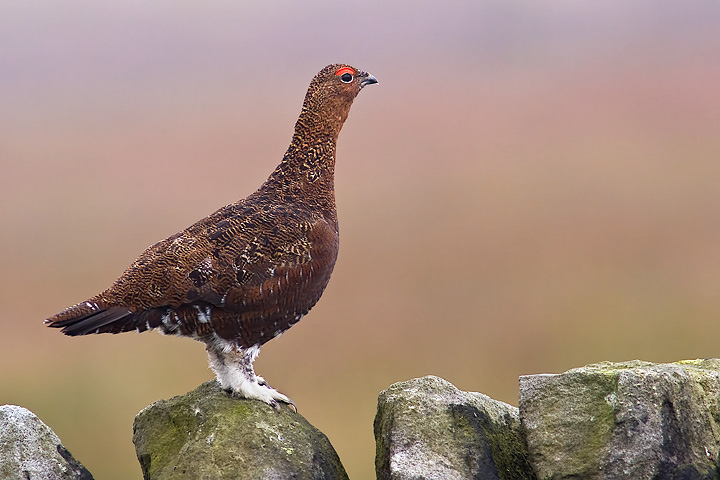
[207,346,297,410]
[267,397,296,412]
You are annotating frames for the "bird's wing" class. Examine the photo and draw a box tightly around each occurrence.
[46,205,339,347]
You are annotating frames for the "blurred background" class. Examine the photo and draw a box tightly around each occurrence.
[2,1,720,478]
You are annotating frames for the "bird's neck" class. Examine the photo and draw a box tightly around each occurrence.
[259,107,344,221]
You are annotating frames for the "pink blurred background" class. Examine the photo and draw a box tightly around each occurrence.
[2,2,720,478]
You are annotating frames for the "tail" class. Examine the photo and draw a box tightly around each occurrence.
[45,300,163,336]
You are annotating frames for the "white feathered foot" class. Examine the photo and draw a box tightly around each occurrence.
[206,343,295,410]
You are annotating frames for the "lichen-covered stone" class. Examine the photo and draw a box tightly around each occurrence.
[520,359,720,480]
[0,405,93,480]
[374,375,536,480]
[133,381,348,480]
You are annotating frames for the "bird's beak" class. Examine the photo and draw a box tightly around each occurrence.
[360,73,379,88]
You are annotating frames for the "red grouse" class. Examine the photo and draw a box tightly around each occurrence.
[46,64,377,407]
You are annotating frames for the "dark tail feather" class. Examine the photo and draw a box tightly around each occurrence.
[46,305,134,336]
[46,300,173,336]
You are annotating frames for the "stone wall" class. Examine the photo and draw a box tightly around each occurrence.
[6,359,720,479]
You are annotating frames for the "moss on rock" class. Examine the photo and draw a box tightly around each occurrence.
[133,381,348,480]
[520,359,720,480]
[374,375,536,480]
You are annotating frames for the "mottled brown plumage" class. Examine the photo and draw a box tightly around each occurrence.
[45,64,377,407]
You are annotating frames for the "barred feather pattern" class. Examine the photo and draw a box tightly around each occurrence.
[45,64,377,406]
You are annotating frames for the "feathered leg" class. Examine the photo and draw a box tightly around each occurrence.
[206,343,294,409]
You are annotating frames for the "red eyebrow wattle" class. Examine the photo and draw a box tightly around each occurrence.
[335,67,354,76]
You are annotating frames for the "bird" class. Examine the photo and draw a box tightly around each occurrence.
[45,63,378,408]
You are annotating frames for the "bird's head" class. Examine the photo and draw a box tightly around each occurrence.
[300,64,378,134]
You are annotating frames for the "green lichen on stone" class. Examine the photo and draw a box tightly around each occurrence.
[569,369,617,470]
[376,376,537,480]
[676,358,720,370]
[134,381,348,480]
[522,359,720,480]
[520,365,620,478]
[134,399,199,476]
[485,416,535,480]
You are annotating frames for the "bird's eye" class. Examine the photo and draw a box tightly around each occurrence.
[335,67,355,83]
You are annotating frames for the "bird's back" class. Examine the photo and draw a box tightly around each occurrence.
[46,185,339,348]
